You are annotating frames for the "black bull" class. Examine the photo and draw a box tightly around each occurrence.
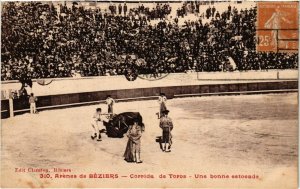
[103,112,145,138]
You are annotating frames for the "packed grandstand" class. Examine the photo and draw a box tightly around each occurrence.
[1,1,298,81]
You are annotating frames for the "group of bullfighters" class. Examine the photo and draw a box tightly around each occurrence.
[90,93,174,163]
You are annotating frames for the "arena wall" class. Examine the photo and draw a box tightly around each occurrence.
[1,81,298,119]
[196,69,298,80]
[1,69,298,97]
[1,70,298,119]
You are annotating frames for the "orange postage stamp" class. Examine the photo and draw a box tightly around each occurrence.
[257,2,298,52]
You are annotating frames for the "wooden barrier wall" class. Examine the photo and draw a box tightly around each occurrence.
[1,80,298,119]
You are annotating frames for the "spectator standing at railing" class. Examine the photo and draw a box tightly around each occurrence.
[228,4,232,12]
[29,93,38,114]
[206,6,211,19]
[124,3,127,16]
[118,3,122,15]
[195,2,200,14]
[212,6,216,17]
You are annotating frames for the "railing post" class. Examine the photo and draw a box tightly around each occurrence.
[9,98,14,118]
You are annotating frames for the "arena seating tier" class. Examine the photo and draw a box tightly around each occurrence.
[1,2,298,81]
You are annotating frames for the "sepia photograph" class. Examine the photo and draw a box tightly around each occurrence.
[0,0,298,188]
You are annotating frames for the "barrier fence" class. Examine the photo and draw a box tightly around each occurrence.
[1,80,298,119]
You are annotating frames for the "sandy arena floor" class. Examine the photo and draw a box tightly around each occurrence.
[1,93,298,188]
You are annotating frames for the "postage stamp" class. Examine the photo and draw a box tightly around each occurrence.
[257,2,298,52]
[1,1,298,188]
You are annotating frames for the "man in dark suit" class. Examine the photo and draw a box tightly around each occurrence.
[123,3,127,16]
[118,3,122,15]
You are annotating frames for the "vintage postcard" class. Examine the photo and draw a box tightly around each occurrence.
[0,1,298,188]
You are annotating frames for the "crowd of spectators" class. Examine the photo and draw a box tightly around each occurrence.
[177,1,200,17]
[108,3,171,20]
[1,2,298,81]
[130,3,171,20]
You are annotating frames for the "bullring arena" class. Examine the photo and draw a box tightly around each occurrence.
[1,70,298,188]
[1,1,299,188]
